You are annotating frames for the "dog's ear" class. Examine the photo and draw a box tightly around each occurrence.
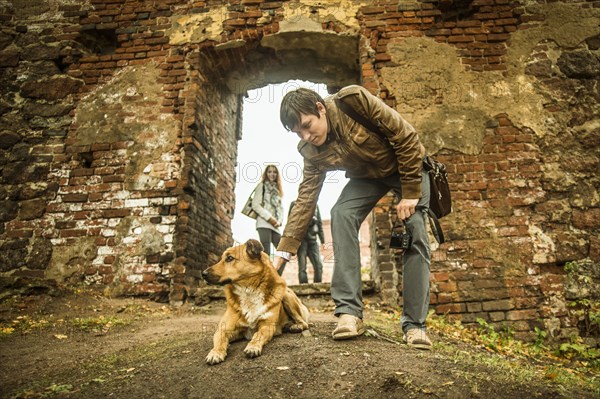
[245,239,264,259]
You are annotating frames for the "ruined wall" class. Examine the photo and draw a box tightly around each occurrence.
[0,0,598,338]
[0,0,240,303]
[365,1,600,340]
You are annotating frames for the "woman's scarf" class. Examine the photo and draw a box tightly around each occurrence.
[263,181,281,220]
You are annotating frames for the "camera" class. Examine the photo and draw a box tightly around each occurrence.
[390,220,412,250]
[390,231,412,250]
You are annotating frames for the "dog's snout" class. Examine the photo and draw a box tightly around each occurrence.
[202,268,220,285]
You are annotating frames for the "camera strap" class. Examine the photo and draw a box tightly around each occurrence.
[391,217,408,232]
[393,208,445,245]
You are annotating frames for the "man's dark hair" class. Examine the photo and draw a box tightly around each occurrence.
[280,88,326,131]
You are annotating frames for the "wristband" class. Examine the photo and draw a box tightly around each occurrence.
[275,250,291,261]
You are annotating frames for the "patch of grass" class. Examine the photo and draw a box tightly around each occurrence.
[369,306,600,396]
[429,311,600,395]
[14,383,75,398]
[69,315,128,333]
[0,315,52,337]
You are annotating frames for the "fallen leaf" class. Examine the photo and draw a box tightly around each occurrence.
[545,372,558,380]
[54,334,68,340]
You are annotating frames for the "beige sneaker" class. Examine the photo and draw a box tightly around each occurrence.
[403,329,432,350]
[332,314,365,340]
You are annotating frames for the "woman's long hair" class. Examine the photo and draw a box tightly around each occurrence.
[261,164,283,197]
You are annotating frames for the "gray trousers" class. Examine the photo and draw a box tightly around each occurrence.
[330,170,431,333]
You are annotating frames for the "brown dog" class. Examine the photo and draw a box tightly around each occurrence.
[202,239,310,365]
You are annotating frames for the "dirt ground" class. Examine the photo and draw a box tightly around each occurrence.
[0,288,597,399]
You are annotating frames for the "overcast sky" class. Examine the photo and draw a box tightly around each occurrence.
[231,80,348,244]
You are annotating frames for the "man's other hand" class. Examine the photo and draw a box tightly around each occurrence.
[396,198,419,220]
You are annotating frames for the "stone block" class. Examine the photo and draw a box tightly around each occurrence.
[19,198,46,220]
[557,50,600,79]
[20,44,60,61]
[0,244,28,272]
[0,131,21,149]
[21,76,84,101]
[0,45,19,67]
[572,208,600,230]
[27,238,53,270]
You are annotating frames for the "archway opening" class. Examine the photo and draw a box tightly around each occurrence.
[180,30,372,296]
[231,80,372,287]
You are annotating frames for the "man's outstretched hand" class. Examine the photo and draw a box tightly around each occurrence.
[273,256,287,275]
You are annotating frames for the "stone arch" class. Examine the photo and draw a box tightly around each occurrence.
[173,29,362,302]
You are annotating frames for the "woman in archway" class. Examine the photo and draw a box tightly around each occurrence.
[251,164,284,258]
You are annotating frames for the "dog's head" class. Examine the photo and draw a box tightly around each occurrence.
[202,239,267,285]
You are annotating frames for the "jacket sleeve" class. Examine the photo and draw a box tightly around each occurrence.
[251,182,273,221]
[277,160,326,254]
[338,85,424,199]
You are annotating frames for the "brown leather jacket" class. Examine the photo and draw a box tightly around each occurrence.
[277,85,426,254]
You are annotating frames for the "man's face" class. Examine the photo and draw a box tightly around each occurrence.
[291,102,328,147]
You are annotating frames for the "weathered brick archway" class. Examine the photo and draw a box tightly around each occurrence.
[1,1,598,341]
[174,24,363,302]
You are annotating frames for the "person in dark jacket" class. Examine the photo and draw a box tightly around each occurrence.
[272,85,433,350]
[288,200,325,284]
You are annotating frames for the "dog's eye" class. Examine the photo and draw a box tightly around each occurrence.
[225,255,235,262]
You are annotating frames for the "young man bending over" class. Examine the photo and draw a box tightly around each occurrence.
[273,86,433,350]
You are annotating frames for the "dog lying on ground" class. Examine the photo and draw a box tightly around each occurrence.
[201,239,310,365]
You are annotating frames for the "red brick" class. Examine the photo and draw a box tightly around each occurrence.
[60,229,87,238]
[506,309,538,321]
[7,229,33,238]
[448,35,475,43]
[436,303,466,314]
[62,193,89,202]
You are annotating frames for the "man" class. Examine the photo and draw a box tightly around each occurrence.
[288,200,325,284]
[273,85,433,350]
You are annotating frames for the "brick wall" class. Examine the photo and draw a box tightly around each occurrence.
[1,0,598,339]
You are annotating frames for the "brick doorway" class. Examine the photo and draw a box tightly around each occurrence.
[180,31,363,303]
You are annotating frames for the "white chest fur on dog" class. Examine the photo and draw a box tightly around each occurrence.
[232,285,273,328]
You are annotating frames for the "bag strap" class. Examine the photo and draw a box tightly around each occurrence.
[426,208,445,244]
[335,98,386,138]
[251,183,266,210]
[337,97,446,245]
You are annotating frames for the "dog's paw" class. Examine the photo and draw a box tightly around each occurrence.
[243,344,263,358]
[286,322,309,333]
[206,350,226,365]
